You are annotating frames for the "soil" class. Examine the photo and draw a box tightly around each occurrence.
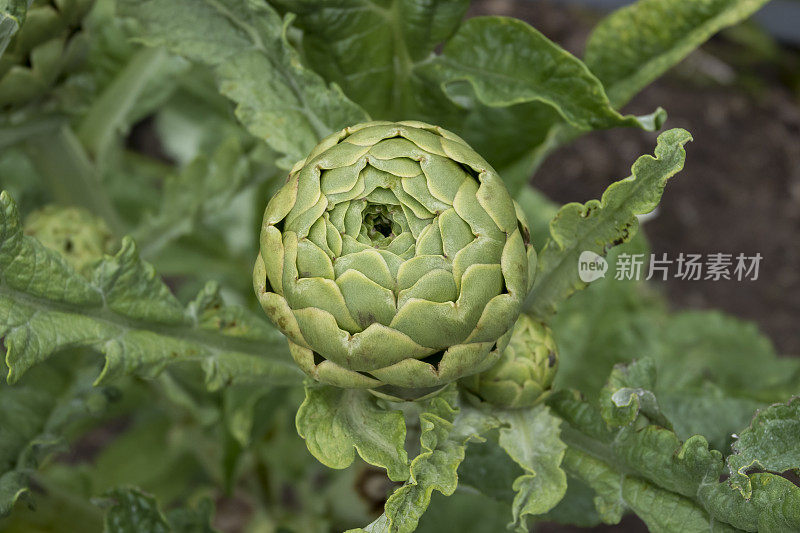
[470,1,800,531]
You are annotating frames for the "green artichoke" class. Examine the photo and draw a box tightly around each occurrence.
[462,314,558,408]
[24,204,115,274]
[0,0,95,107]
[254,121,535,395]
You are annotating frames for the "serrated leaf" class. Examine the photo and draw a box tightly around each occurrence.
[727,397,800,499]
[425,16,664,132]
[0,191,302,389]
[119,0,369,169]
[359,390,499,533]
[537,470,604,527]
[551,361,800,532]
[496,406,567,530]
[560,448,625,524]
[700,472,800,532]
[526,128,692,318]
[295,383,409,482]
[0,351,109,517]
[600,358,672,429]
[585,0,770,107]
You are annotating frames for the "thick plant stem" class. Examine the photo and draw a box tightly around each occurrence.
[77,46,170,165]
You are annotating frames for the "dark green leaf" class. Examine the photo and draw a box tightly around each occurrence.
[426,16,663,132]
[272,0,470,119]
[0,352,109,517]
[585,0,770,107]
[119,0,369,168]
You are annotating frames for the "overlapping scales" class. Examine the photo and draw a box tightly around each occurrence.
[254,121,535,392]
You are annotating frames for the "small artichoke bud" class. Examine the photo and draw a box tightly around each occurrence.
[253,121,536,394]
[24,205,115,274]
[462,314,558,408]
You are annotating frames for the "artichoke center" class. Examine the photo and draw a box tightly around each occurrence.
[362,203,404,246]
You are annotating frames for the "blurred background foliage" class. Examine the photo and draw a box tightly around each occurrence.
[0,0,798,532]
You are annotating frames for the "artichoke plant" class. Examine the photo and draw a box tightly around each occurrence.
[462,314,558,408]
[254,121,535,396]
[0,0,95,106]
[24,204,115,274]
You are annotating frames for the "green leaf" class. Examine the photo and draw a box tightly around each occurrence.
[653,312,800,450]
[496,406,567,529]
[526,128,692,318]
[88,412,207,505]
[119,0,369,169]
[585,0,770,107]
[275,4,666,194]
[552,293,797,452]
[0,191,302,389]
[24,124,126,236]
[98,487,218,533]
[537,469,605,527]
[131,137,262,259]
[549,236,664,395]
[295,383,409,482]
[458,434,520,504]
[599,358,672,429]
[425,16,664,132]
[727,397,800,499]
[0,0,27,58]
[654,312,800,402]
[0,351,109,517]
[359,390,499,533]
[416,490,512,533]
[76,46,185,166]
[551,361,800,532]
[271,0,470,119]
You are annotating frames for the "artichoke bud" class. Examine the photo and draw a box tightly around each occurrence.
[254,121,536,394]
[24,205,115,275]
[0,0,96,107]
[462,314,558,408]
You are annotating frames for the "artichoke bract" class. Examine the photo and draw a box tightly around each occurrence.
[254,121,535,394]
[462,314,558,408]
